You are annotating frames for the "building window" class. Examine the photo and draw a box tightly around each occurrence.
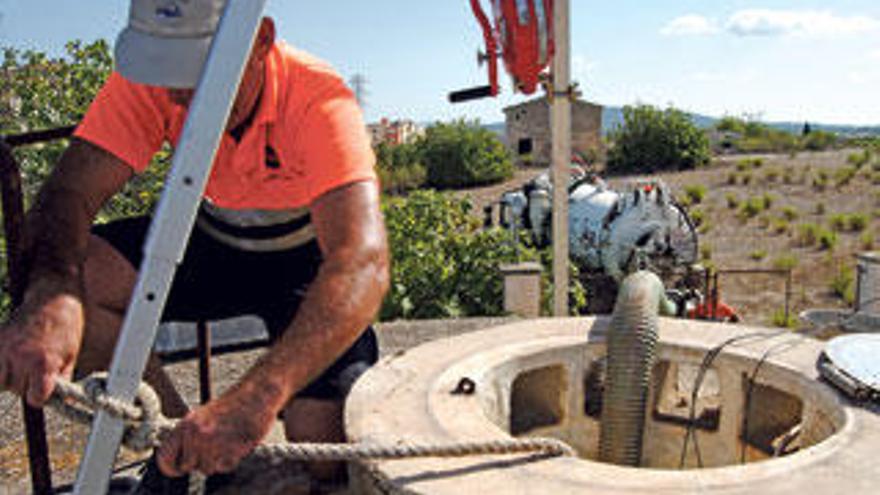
[518,138,533,155]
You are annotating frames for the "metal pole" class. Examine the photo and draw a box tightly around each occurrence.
[73,1,267,492]
[197,320,212,404]
[0,141,54,494]
[551,0,571,316]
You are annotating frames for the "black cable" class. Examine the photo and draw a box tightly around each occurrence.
[740,337,805,463]
[678,330,788,469]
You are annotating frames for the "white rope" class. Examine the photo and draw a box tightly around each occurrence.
[48,375,576,464]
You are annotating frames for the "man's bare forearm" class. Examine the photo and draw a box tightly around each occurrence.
[22,188,92,297]
[20,139,132,301]
[235,244,389,411]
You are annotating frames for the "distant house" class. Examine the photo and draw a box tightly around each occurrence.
[503,98,603,166]
[367,118,425,146]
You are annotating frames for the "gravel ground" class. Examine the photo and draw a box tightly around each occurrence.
[0,317,517,494]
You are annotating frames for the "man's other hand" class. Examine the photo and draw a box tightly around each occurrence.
[0,292,84,407]
[156,388,277,476]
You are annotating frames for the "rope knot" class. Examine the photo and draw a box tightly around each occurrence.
[52,373,170,452]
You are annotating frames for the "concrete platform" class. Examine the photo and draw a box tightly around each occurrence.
[346,317,880,494]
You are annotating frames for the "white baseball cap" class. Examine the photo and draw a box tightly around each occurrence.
[115,0,227,88]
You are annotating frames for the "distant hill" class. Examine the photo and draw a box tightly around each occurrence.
[483,106,879,137]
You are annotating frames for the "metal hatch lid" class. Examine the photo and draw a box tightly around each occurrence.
[824,334,880,392]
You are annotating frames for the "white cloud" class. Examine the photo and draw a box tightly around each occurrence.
[725,9,880,37]
[870,49,880,60]
[661,15,719,36]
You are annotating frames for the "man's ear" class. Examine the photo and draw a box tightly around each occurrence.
[255,17,276,59]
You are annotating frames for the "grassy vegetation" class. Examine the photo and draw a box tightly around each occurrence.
[683,184,707,204]
[780,206,799,222]
[750,249,768,261]
[771,218,790,235]
[725,192,740,209]
[830,266,855,305]
[818,229,838,251]
[771,307,798,328]
[861,231,875,250]
[773,254,799,271]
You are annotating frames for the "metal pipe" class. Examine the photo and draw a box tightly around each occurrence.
[550,0,571,316]
[599,270,665,466]
[196,320,212,404]
[0,139,55,494]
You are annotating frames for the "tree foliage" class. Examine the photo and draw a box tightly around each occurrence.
[607,104,711,174]
[380,190,535,320]
[375,140,426,194]
[420,120,513,188]
[0,40,170,221]
[0,41,170,317]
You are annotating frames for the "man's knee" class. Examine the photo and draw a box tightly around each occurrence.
[282,398,345,443]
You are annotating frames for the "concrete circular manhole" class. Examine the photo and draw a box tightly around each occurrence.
[346,318,880,494]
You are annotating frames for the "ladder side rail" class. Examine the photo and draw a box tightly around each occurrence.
[73,2,268,493]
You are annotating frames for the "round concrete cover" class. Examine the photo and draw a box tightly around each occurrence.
[825,334,880,390]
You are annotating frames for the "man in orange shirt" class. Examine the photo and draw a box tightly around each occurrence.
[0,0,388,488]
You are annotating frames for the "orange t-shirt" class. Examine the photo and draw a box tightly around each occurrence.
[74,42,376,210]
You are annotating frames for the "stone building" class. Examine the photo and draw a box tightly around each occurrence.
[503,98,603,166]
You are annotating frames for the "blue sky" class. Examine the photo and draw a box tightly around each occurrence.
[1,1,879,125]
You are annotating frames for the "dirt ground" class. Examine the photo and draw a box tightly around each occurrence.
[455,149,878,327]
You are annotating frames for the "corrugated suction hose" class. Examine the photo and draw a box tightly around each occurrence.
[599,270,667,466]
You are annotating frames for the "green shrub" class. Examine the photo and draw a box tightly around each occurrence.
[750,249,768,261]
[829,213,849,232]
[380,190,536,320]
[815,202,827,215]
[830,266,855,305]
[421,120,513,189]
[764,167,781,182]
[773,254,799,271]
[700,244,712,261]
[813,170,829,190]
[683,184,707,204]
[771,308,798,328]
[771,218,790,235]
[740,196,765,218]
[698,219,713,235]
[848,213,869,232]
[689,208,705,227]
[757,215,771,229]
[801,130,838,151]
[818,229,838,250]
[861,231,876,250]
[736,160,751,172]
[781,206,799,222]
[834,166,858,188]
[741,172,753,185]
[726,172,739,185]
[761,193,775,210]
[606,104,711,174]
[796,223,821,247]
[375,141,427,194]
[725,192,740,209]
[847,149,872,169]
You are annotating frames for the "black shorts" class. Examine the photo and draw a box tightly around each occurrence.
[92,216,378,400]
